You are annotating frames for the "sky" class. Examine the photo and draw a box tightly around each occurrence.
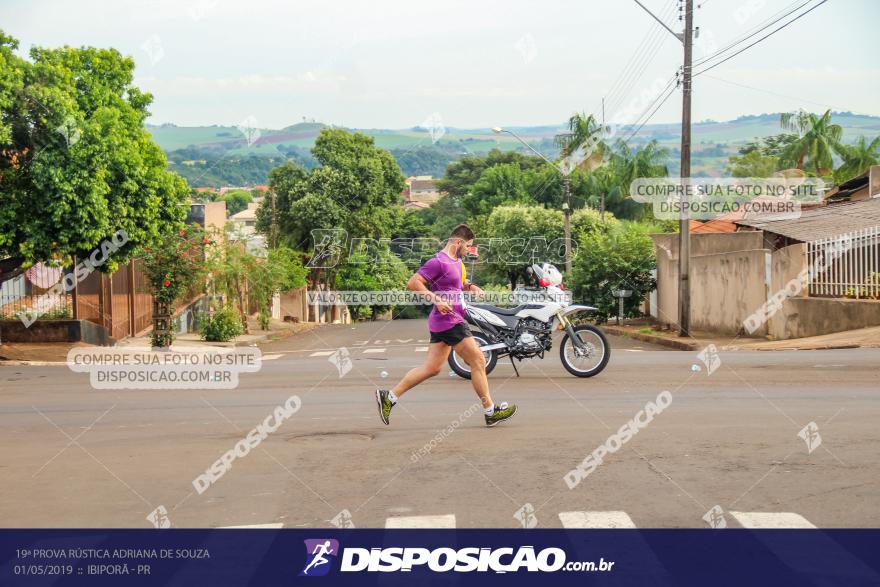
[4,0,879,129]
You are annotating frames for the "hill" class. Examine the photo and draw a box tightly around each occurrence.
[147,113,880,187]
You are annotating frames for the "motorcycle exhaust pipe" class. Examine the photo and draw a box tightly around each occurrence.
[479,343,508,352]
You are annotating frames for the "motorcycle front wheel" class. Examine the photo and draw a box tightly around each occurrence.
[448,331,499,379]
[559,324,610,377]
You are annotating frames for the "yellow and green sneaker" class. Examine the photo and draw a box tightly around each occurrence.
[485,402,517,427]
[375,389,394,425]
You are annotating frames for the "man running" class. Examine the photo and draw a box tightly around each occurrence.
[375,224,517,427]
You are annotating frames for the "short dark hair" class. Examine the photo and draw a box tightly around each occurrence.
[450,224,475,241]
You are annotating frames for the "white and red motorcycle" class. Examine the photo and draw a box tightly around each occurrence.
[449,263,610,379]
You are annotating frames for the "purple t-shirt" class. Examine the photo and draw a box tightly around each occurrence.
[418,251,465,333]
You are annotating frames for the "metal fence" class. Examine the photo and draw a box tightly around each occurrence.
[807,225,880,299]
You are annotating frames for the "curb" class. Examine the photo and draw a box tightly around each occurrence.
[0,360,69,366]
[602,326,699,351]
[0,324,321,365]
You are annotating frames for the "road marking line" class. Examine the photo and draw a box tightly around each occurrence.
[364,348,386,354]
[415,346,428,352]
[309,351,335,357]
[218,523,284,529]
[558,511,637,528]
[261,354,283,361]
[729,511,816,528]
[385,514,456,528]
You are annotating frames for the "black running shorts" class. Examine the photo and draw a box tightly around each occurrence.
[429,323,473,346]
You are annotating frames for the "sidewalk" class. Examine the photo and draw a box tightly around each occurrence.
[603,323,880,352]
[0,318,318,364]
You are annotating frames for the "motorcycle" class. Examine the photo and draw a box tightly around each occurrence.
[448,262,610,379]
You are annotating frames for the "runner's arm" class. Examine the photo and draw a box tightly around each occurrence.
[407,273,453,314]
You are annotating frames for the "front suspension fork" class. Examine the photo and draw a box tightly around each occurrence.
[558,313,586,350]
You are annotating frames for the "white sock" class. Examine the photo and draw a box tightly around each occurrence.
[484,404,494,416]
[388,390,398,405]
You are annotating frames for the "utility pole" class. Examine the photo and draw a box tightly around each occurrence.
[562,174,572,275]
[632,0,692,337]
[678,0,693,337]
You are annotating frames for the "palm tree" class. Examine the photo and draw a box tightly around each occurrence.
[554,113,606,172]
[605,139,669,220]
[835,135,880,182]
[779,109,846,176]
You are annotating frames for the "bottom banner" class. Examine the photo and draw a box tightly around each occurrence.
[2,529,879,586]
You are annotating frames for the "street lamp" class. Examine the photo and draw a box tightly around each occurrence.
[492,127,573,275]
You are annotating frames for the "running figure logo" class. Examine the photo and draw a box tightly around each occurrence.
[300,539,339,577]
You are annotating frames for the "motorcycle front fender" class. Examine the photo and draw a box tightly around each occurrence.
[559,304,598,318]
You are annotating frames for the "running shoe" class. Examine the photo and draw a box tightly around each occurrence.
[485,402,517,427]
[375,389,394,425]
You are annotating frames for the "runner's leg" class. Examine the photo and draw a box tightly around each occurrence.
[390,342,451,398]
[452,336,493,409]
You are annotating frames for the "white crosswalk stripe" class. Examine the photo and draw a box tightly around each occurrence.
[261,354,283,361]
[558,511,637,528]
[219,511,821,530]
[364,348,386,354]
[309,350,335,357]
[729,511,816,528]
[415,346,428,352]
[385,514,456,528]
[218,523,284,529]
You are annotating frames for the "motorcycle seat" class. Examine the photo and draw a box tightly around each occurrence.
[471,303,530,316]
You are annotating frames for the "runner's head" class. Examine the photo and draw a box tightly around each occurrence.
[448,224,475,259]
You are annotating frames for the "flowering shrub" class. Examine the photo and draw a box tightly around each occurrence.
[140,225,210,346]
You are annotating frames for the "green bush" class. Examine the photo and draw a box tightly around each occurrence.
[199,307,245,342]
[570,221,657,323]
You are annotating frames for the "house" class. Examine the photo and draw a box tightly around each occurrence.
[822,165,880,204]
[186,200,227,232]
[403,176,441,208]
[229,202,260,235]
[651,179,880,340]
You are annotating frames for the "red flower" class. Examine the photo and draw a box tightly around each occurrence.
[178,230,185,236]
[164,279,171,287]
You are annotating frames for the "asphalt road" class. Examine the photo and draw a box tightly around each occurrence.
[1,319,878,529]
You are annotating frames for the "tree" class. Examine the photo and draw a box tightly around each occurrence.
[779,109,845,175]
[436,149,546,200]
[835,135,880,182]
[140,225,210,347]
[483,205,565,289]
[248,246,308,329]
[726,150,780,178]
[336,248,409,320]
[600,139,669,219]
[0,31,189,269]
[461,163,537,218]
[257,129,406,274]
[739,133,798,158]
[570,222,656,323]
[554,112,606,172]
[219,189,253,216]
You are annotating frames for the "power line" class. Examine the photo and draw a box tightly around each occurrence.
[599,0,677,119]
[693,0,814,67]
[700,73,838,111]
[693,0,830,76]
[605,0,679,117]
[620,81,679,145]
